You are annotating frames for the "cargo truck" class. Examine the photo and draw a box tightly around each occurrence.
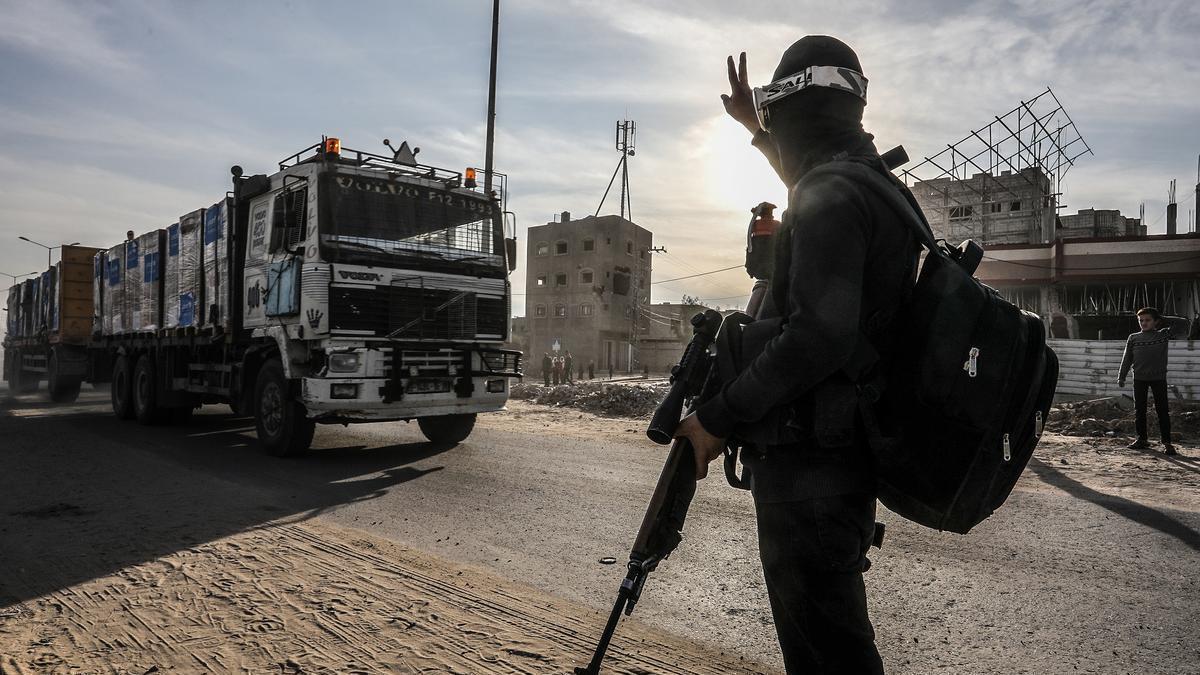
[3,137,522,455]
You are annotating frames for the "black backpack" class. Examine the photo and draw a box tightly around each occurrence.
[799,160,1060,534]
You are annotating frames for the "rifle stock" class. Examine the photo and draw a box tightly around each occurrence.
[576,309,723,674]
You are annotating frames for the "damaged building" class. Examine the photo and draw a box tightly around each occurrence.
[521,212,652,374]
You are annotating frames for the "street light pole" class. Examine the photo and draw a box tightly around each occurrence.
[17,236,80,269]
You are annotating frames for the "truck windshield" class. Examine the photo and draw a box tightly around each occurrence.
[318,173,504,276]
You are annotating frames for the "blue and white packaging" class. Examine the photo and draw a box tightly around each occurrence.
[135,230,165,331]
[104,243,125,335]
[177,209,204,328]
[203,199,231,330]
[163,223,180,329]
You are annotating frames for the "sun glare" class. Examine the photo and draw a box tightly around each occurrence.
[704,116,788,216]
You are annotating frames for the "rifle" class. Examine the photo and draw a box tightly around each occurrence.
[575,309,725,675]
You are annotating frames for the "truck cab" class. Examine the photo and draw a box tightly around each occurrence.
[232,139,521,453]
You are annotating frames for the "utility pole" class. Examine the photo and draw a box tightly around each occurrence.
[628,244,665,374]
[483,0,500,197]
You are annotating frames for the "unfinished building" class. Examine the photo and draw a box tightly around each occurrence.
[903,88,1090,247]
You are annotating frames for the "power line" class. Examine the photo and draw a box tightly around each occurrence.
[652,264,742,285]
[983,251,1200,271]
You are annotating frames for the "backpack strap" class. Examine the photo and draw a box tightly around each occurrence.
[798,159,950,262]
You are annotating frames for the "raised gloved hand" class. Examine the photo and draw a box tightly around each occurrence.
[721,52,760,135]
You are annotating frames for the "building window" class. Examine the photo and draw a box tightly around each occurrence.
[1010,200,1022,212]
[555,273,568,286]
[949,205,973,220]
[580,303,594,316]
[536,275,547,286]
[536,241,549,256]
[554,304,567,317]
[534,304,547,317]
[583,238,594,251]
[989,202,1002,214]
[580,269,594,284]
[639,278,645,289]
[626,240,634,255]
[555,240,568,255]
[640,249,646,259]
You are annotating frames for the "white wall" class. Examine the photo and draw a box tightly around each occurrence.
[1049,338,1200,400]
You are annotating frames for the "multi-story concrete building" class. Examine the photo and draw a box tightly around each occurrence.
[1057,208,1144,240]
[524,212,652,375]
[912,167,1056,246]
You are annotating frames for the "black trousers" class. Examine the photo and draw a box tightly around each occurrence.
[754,493,885,674]
[1134,379,1171,441]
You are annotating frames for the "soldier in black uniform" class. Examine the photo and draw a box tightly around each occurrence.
[542,352,552,386]
[674,36,920,674]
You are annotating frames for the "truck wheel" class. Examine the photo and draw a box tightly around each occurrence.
[254,359,315,457]
[111,354,135,420]
[133,354,166,425]
[48,349,81,403]
[417,413,477,445]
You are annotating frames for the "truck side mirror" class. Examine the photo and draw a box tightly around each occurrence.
[505,237,518,273]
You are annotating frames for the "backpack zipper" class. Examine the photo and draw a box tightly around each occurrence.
[1034,410,1044,439]
[963,347,980,378]
[1002,433,1011,461]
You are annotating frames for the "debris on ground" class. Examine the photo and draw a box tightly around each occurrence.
[510,381,669,418]
[1046,396,1200,439]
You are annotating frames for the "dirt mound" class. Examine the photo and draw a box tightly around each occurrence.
[510,381,669,418]
[1046,396,1200,439]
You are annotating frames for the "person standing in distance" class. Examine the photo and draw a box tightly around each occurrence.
[1118,307,1176,455]
[674,37,921,674]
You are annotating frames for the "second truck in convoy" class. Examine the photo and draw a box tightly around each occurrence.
[3,137,522,455]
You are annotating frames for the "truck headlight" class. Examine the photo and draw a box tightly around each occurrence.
[328,353,361,373]
[487,379,506,393]
[331,383,359,399]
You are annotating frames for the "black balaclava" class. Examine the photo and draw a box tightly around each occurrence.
[768,36,873,185]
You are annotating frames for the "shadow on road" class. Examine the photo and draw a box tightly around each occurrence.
[0,393,453,607]
[1027,457,1200,553]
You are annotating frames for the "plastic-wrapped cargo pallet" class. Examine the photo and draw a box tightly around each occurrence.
[124,237,141,333]
[104,243,125,335]
[5,284,18,338]
[177,209,204,328]
[203,199,231,330]
[163,223,180,329]
[48,265,60,333]
[92,251,105,335]
[135,230,165,331]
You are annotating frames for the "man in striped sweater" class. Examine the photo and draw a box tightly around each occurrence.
[1118,307,1176,455]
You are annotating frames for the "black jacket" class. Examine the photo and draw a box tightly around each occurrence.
[696,131,919,500]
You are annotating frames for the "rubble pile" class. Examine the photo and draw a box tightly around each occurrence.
[510,381,670,418]
[1046,397,1200,438]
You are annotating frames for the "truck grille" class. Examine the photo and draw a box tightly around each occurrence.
[329,285,506,340]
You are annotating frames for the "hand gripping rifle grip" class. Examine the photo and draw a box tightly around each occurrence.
[646,310,723,445]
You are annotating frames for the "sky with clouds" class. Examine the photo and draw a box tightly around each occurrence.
[1,0,1198,317]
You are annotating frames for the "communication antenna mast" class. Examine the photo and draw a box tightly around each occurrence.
[596,120,636,220]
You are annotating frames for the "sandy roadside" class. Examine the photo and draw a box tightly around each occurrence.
[0,515,766,674]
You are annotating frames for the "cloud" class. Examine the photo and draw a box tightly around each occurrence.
[0,0,140,75]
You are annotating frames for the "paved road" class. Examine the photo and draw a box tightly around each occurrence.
[2,388,1198,673]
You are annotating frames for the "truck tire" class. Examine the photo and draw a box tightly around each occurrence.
[133,354,167,425]
[417,413,477,445]
[111,354,135,420]
[254,359,315,457]
[48,349,81,403]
